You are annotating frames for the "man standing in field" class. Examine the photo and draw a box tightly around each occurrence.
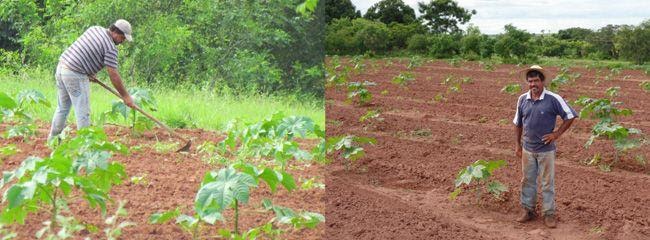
[513,65,576,228]
[48,19,136,141]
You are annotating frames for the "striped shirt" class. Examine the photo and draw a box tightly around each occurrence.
[60,26,118,75]
[513,89,577,153]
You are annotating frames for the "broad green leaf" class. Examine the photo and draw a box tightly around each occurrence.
[487,181,508,198]
[5,181,37,209]
[16,89,50,108]
[195,168,256,219]
[0,92,17,109]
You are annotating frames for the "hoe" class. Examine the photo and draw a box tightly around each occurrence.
[91,76,192,152]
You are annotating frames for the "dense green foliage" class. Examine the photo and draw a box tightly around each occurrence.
[323,0,650,64]
[364,0,416,25]
[0,0,325,96]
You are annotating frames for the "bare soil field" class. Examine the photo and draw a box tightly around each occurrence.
[325,59,649,239]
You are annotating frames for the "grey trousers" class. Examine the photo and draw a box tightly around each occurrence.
[48,63,91,141]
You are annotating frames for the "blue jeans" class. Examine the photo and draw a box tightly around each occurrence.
[48,63,91,141]
[520,148,556,216]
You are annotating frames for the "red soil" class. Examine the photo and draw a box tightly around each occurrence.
[325,59,650,240]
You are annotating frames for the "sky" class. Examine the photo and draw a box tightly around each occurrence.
[350,0,650,34]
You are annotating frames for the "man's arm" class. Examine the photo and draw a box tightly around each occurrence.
[106,67,135,108]
[515,125,523,158]
[542,118,574,144]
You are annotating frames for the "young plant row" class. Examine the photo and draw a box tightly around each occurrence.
[0,127,131,239]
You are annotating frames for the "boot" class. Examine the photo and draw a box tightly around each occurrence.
[544,215,557,228]
[516,209,536,223]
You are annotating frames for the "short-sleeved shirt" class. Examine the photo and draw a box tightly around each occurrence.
[59,26,118,75]
[513,89,577,153]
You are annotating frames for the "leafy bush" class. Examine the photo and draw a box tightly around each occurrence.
[406,34,429,54]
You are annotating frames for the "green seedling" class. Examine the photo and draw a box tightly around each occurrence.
[217,112,320,171]
[350,55,366,74]
[605,87,620,97]
[462,77,473,84]
[391,72,415,87]
[407,56,424,69]
[130,175,148,186]
[640,81,650,92]
[575,96,644,169]
[325,56,351,88]
[347,81,375,105]
[102,88,157,135]
[380,90,389,95]
[548,66,580,92]
[262,199,325,230]
[411,128,432,137]
[326,135,376,171]
[0,90,51,140]
[501,83,521,95]
[103,200,135,240]
[433,93,446,102]
[300,177,325,190]
[450,159,508,203]
[359,109,381,123]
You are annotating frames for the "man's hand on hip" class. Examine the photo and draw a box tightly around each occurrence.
[542,132,559,144]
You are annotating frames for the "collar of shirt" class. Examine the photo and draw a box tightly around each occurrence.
[526,88,547,101]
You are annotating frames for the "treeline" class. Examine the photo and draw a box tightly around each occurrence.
[324,0,650,64]
[0,0,325,96]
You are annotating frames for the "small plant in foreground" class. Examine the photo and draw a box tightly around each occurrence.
[0,127,128,233]
[575,96,644,169]
[450,159,508,203]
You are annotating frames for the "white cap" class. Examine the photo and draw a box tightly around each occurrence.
[114,19,133,42]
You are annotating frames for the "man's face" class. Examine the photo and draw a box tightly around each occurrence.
[111,31,126,45]
[527,76,544,95]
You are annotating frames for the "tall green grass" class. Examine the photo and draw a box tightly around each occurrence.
[0,68,324,131]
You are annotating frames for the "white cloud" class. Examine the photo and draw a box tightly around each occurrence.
[350,0,650,34]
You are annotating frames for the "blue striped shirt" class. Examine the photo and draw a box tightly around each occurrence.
[513,89,577,153]
[60,26,118,75]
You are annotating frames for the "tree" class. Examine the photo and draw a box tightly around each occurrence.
[494,24,532,62]
[588,24,623,59]
[556,27,593,41]
[418,0,476,34]
[615,19,650,64]
[363,0,416,24]
[323,0,360,24]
